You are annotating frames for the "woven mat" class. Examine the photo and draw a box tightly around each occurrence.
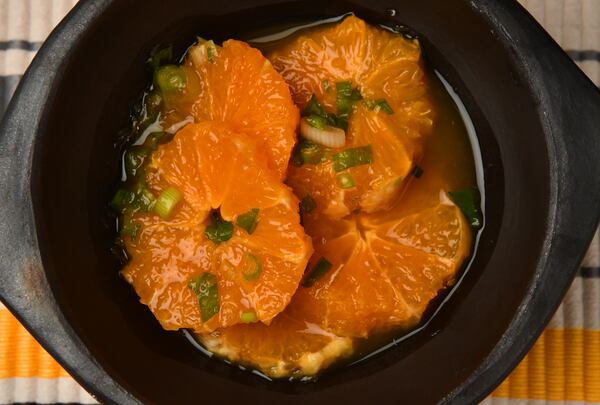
[0,0,598,403]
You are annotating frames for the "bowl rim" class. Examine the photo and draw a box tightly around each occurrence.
[1,0,600,404]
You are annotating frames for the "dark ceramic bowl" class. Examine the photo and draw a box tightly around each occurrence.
[1,0,600,404]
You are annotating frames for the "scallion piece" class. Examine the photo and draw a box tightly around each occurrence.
[304,94,328,117]
[337,173,356,189]
[204,211,234,244]
[241,253,261,281]
[206,40,217,63]
[136,186,156,212]
[305,114,328,129]
[111,189,136,213]
[302,257,333,287]
[144,90,163,112]
[154,187,182,219]
[336,81,362,119]
[300,140,325,164]
[365,98,394,114]
[323,79,332,92]
[122,221,141,241]
[189,272,220,322]
[448,189,483,229]
[155,65,187,93]
[236,208,259,234]
[124,146,151,178]
[332,145,373,172]
[413,165,424,178]
[240,310,257,323]
[144,131,166,150]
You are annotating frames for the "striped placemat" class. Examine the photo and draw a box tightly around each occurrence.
[0,0,598,403]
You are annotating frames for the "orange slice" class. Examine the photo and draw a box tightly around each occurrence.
[195,196,471,377]
[184,39,300,179]
[201,312,353,379]
[271,15,434,217]
[122,122,313,333]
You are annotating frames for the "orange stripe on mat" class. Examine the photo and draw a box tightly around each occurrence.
[0,308,70,378]
[492,328,600,402]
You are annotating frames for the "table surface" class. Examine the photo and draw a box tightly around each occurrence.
[0,0,599,403]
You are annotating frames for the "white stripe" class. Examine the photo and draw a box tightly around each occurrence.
[0,0,78,42]
[577,59,600,87]
[548,299,565,329]
[0,301,5,310]
[547,277,600,330]
[0,49,35,76]
[563,276,584,329]
[0,377,97,404]
[581,227,600,268]
[584,276,600,329]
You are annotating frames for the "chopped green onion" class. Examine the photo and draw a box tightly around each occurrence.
[154,187,182,219]
[304,94,328,117]
[206,40,217,63]
[111,189,136,213]
[124,146,151,178]
[300,195,317,214]
[136,186,156,212]
[413,165,424,178]
[155,65,187,93]
[147,45,173,72]
[241,253,261,281]
[122,221,141,240]
[337,173,356,189]
[144,90,163,112]
[291,138,325,166]
[300,140,325,164]
[323,79,332,92]
[332,145,373,172]
[305,114,328,129]
[189,272,220,322]
[448,190,483,229]
[240,310,257,323]
[302,258,333,287]
[304,93,351,131]
[236,208,259,234]
[204,211,234,244]
[365,98,394,114]
[144,131,166,150]
[336,81,362,119]
[336,81,352,99]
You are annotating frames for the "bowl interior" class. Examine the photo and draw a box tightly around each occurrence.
[31,0,554,403]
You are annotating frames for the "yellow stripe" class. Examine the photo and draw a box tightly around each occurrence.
[0,309,69,378]
[493,328,600,402]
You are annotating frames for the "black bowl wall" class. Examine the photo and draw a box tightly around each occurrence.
[1,0,600,404]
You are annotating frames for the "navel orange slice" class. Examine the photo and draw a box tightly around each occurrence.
[184,39,300,179]
[271,15,434,217]
[122,122,313,333]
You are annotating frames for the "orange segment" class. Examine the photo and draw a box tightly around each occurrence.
[200,312,353,379]
[295,199,472,338]
[122,122,313,333]
[195,196,472,377]
[272,15,434,217]
[185,40,299,179]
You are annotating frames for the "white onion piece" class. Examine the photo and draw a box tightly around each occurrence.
[300,117,346,148]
